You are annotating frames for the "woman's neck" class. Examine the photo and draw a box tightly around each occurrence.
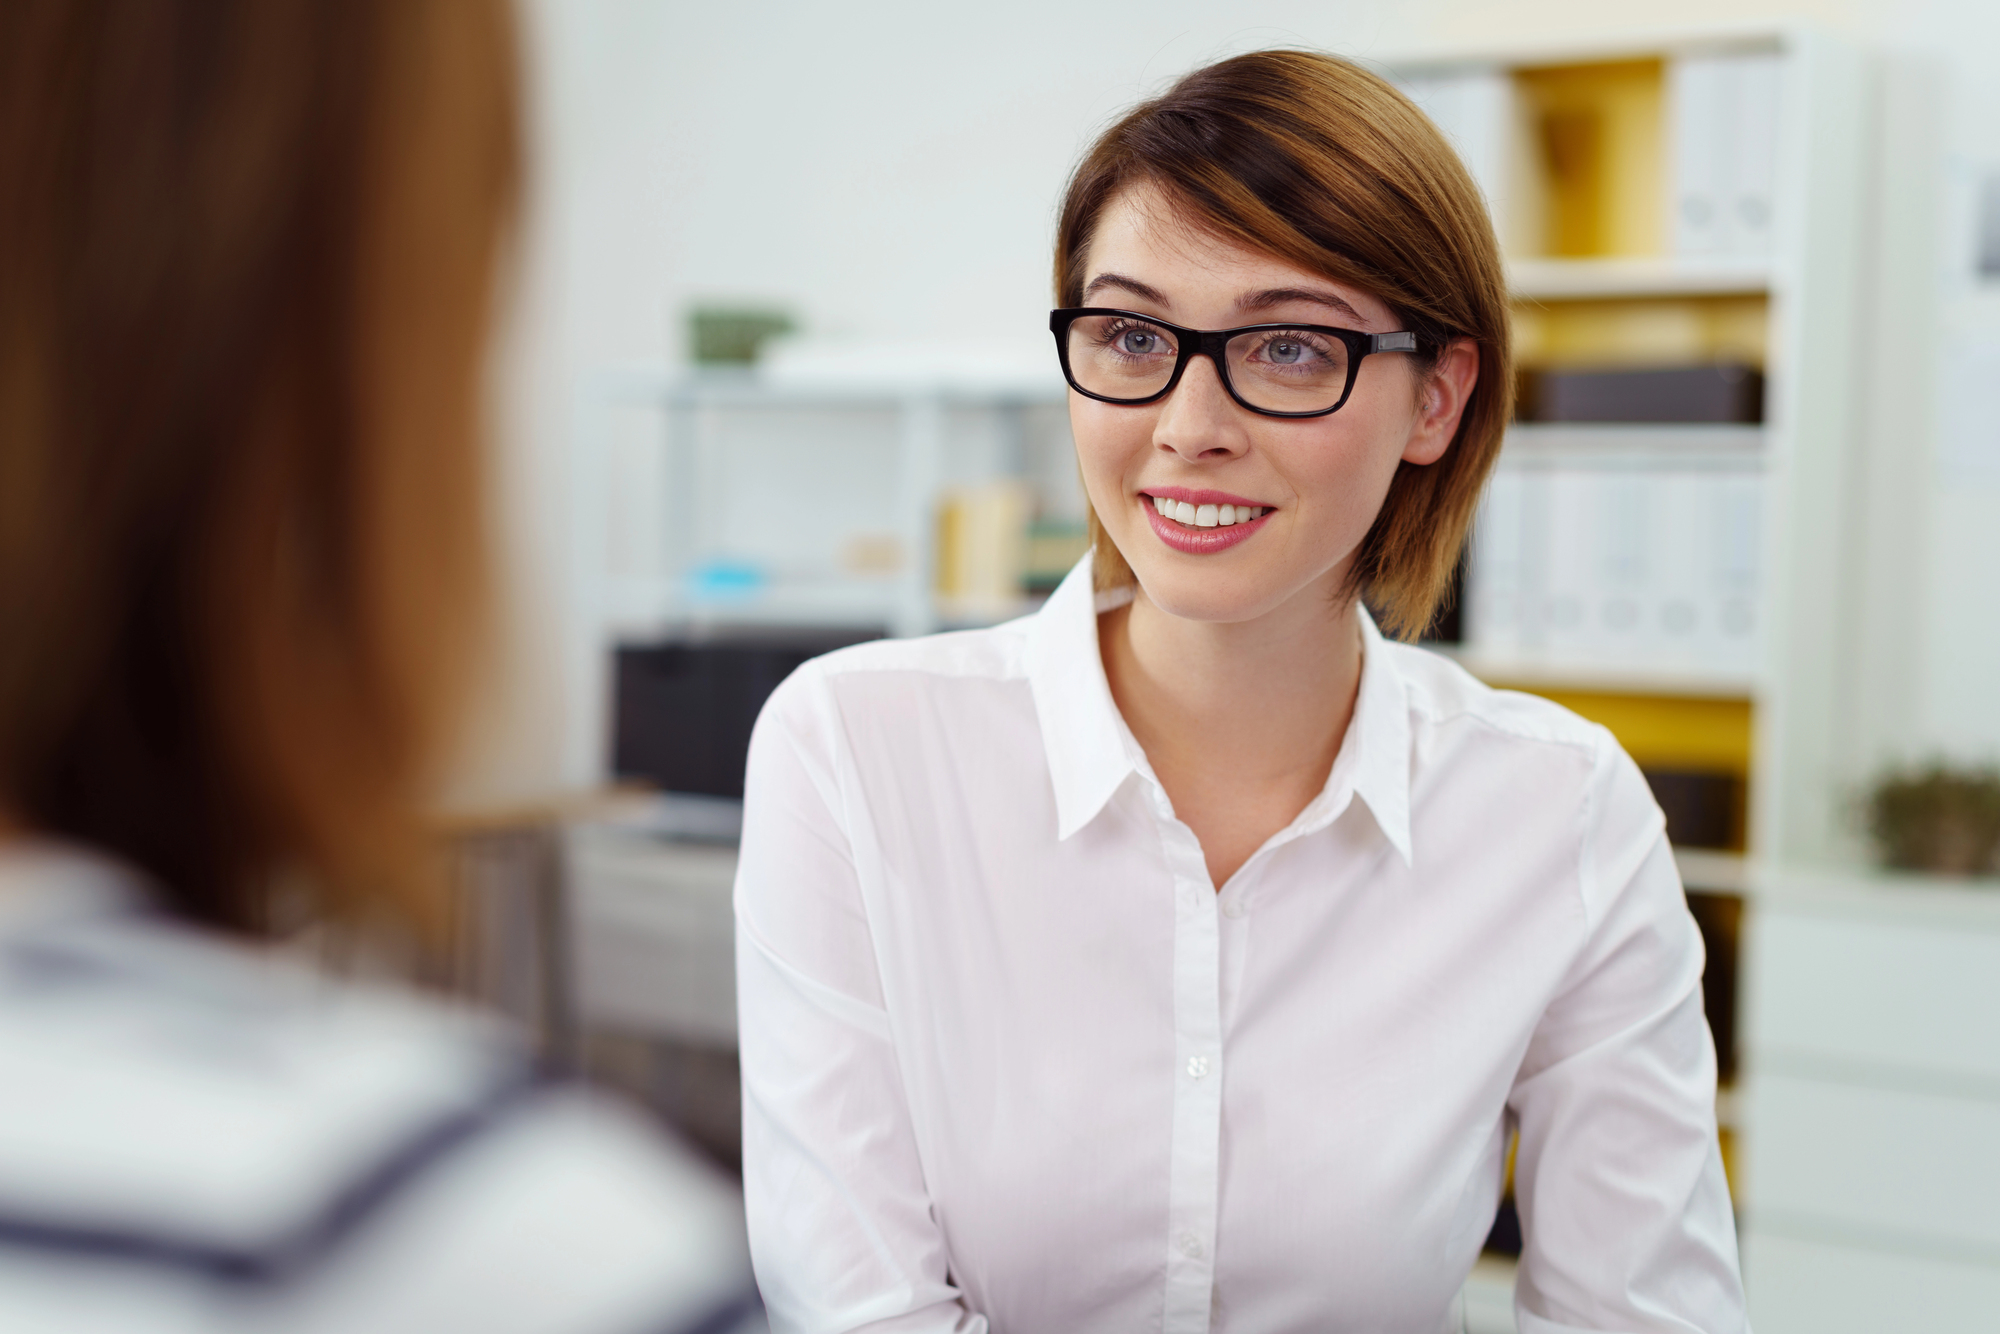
[1099,576,1365,886]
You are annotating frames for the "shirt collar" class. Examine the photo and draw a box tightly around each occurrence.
[1344,607,1415,868]
[1024,555,1415,866]
[1024,556,1140,841]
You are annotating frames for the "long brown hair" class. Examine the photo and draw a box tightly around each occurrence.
[0,0,520,931]
[1055,49,1512,640]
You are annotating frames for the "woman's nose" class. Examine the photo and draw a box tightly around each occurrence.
[1153,354,1250,461]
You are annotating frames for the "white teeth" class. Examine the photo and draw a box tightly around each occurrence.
[1149,496,1267,526]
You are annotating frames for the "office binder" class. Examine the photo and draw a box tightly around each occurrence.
[1669,52,1783,258]
[1468,470,1531,659]
[1670,56,1730,256]
[1465,463,1765,678]
[1395,68,1517,237]
[1729,55,1782,256]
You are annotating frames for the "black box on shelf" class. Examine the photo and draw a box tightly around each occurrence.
[613,629,884,800]
[1641,767,1743,851]
[1517,363,1764,423]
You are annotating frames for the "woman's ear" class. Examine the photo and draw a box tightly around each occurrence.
[1403,337,1480,466]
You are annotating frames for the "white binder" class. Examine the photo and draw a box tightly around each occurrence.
[1395,68,1517,242]
[1464,460,1765,680]
[1728,54,1783,257]
[1670,52,1784,259]
[1670,55,1732,256]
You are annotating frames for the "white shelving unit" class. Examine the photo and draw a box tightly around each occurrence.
[1392,25,1894,1332]
[1390,20,1873,864]
[581,366,1067,643]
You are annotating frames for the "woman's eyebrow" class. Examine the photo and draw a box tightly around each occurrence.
[1238,286,1365,323]
[1081,273,1171,307]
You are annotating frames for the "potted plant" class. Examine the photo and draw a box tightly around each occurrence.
[1865,763,2000,877]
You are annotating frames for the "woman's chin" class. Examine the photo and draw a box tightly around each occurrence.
[1125,560,1303,626]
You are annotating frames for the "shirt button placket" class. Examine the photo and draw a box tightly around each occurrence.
[1161,815,1222,1333]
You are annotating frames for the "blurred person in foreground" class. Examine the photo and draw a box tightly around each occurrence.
[0,3,756,1331]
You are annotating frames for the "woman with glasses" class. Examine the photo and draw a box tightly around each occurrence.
[736,50,1746,1334]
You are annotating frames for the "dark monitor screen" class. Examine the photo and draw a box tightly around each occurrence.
[611,629,885,800]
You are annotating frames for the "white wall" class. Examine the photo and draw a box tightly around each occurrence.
[468,0,2000,802]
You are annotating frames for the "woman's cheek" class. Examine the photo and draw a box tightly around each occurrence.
[1071,408,1147,511]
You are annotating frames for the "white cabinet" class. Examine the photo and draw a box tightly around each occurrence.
[1740,872,2000,1330]
[567,819,741,1046]
[1742,1234,2000,1332]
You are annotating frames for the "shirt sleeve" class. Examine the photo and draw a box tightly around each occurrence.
[734,665,985,1334]
[1507,730,1749,1334]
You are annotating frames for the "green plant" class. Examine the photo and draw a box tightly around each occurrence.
[1865,762,2000,876]
[687,305,794,365]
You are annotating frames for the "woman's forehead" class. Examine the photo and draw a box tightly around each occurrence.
[1084,183,1391,327]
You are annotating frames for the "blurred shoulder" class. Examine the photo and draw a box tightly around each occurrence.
[0,843,756,1334]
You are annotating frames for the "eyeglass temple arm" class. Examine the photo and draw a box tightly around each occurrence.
[1371,332,1418,353]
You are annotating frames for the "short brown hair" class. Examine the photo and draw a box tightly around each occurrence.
[1055,49,1511,639]
[0,0,520,931]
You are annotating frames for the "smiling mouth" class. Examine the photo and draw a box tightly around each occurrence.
[1143,494,1270,529]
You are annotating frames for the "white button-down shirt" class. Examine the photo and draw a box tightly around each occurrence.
[735,558,1746,1334]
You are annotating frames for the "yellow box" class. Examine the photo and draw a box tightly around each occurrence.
[1514,60,1666,258]
[1512,295,1769,370]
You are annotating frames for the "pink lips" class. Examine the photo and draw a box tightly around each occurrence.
[1140,489,1274,555]
[1146,486,1264,508]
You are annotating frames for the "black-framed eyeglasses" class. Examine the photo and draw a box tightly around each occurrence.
[1050,307,1419,419]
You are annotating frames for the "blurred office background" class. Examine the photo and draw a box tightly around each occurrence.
[433,3,2000,1330]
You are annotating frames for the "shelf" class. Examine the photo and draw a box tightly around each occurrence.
[592,364,1067,411]
[641,580,906,633]
[1500,424,1765,470]
[1507,256,1772,300]
[1665,858,2000,919]
[1382,20,1792,74]
[1448,652,1758,700]
[607,580,1042,639]
[1461,1254,1518,1334]
[1750,864,2000,931]
[1679,848,1751,894]
[934,593,1042,628]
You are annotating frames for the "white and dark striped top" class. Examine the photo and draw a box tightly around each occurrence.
[0,843,761,1334]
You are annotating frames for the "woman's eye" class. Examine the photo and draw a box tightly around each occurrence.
[1118,330,1165,355]
[1257,334,1325,367]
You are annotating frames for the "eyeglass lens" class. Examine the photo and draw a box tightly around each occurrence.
[1064,313,1352,413]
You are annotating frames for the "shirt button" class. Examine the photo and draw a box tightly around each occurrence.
[1178,1231,1204,1259]
[1222,898,1245,919]
[1186,1055,1210,1079]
